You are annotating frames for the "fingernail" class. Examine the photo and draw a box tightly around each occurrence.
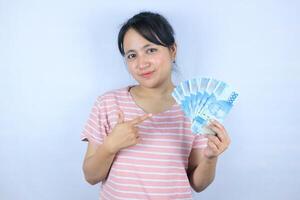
[148,113,153,117]
[209,119,216,124]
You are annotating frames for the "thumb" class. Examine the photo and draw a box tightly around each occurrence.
[117,110,124,124]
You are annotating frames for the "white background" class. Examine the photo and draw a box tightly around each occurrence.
[0,0,299,199]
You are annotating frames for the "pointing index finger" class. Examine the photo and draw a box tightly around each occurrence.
[129,113,153,125]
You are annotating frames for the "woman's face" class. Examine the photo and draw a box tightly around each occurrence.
[123,28,176,89]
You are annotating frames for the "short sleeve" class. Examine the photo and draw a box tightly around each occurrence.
[192,134,208,149]
[80,96,109,149]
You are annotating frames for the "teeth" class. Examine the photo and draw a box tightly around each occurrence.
[172,77,239,135]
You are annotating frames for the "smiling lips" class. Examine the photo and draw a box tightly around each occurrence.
[141,71,154,78]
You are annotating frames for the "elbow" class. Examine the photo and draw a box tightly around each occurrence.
[82,165,102,185]
[191,177,215,193]
[85,177,100,185]
[84,176,100,185]
[193,185,208,193]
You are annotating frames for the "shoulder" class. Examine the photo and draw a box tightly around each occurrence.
[95,86,130,106]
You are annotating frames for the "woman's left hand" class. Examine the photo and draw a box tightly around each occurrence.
[203,120,231,159]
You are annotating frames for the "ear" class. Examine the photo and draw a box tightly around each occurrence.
[169,43,177,61]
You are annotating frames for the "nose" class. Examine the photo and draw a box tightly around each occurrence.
[136,55,150,70]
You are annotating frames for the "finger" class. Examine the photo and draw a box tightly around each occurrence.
[207,141,219,153]
[208,122,228,143]
[129,113,152,125]
[132,126,139,136]
[117,110,124,124]
[210,119,226,133]
[209,124,231,149]
[207,124,222,137]
[207,135,221,150]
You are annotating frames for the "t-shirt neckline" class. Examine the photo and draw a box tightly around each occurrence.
[126,85,179,116]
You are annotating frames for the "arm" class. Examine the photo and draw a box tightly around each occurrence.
[82,111,152,185]
[187,120,231,192]
[187,149,218,192]
[82,141,116,185]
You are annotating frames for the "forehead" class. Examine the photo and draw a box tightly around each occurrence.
[123,28,155,52]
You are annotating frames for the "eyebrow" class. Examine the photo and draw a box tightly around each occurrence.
[125,44,153,55]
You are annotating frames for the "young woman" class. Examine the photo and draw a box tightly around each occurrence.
[81,11,231,200]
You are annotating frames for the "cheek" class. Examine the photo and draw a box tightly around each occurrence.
[127,63,138,76]
[155,55,172,72]
[152,53,172,68]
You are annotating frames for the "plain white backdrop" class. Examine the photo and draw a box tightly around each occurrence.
[0,0,299,199]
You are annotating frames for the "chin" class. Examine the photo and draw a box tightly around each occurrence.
[138,80,163,89]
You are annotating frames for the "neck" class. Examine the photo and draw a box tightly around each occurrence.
[135,79,175,99]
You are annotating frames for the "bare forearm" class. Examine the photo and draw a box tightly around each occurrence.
[189,157,218,192]
[83,142,116,185]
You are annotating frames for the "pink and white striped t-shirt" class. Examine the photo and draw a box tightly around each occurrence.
[81,85,208,200]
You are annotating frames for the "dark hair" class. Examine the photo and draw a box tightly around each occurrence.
[118,11,176,56]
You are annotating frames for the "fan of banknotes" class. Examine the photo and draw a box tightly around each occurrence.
[172,77,239,135]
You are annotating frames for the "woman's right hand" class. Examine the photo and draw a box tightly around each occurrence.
[103,110,152,154]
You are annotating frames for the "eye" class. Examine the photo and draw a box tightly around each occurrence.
[146,48,157,54]
[126,53,136,60]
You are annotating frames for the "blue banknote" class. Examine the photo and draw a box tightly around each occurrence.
[172,83,192,117]
[192,81,238,134]
[172,77,239,135]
